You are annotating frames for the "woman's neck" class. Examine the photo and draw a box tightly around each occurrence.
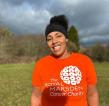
[52,50,71,60]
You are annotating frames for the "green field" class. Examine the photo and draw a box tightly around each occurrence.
[0,62,109,106]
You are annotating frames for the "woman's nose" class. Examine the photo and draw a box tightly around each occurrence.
[52,37,58,44]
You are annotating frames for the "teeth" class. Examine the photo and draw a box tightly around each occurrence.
[53,45,61,51]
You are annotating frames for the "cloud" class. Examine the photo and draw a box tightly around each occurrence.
[0,0,109,45]
[0,1,51,34]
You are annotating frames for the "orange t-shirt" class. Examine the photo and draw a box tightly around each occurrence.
[32,53,97,106]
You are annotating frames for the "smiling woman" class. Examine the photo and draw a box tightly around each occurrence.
[46,32,68,59]
[31,15,99,106]
[45,15,69,59]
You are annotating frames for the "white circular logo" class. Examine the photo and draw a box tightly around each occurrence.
[60,66,82,85]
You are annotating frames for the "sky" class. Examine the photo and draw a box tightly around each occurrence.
[0,0,109,45]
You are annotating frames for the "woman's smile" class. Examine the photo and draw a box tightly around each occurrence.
[52,45,61,52]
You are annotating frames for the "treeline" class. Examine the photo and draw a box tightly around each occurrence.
[0,27,50,63]
[0,27,109,64]
[81,44,109,62]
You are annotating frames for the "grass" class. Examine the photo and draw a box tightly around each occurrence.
[0,63,34,106]
[95,62,109,106]
[0,62,109,106]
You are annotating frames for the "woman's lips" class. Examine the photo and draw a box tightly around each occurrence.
[52,45,61,52]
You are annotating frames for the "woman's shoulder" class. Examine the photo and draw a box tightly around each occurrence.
[35,55,52,65]
[72,52,92,61]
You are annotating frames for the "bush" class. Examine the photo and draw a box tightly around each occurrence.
[90,43,105,62]
[104,44,109,61]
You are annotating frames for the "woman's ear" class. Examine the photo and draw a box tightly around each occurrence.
[66,39,68,42]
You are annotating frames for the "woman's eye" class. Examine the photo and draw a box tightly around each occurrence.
[57,35,62,37]
[47,38,52,41]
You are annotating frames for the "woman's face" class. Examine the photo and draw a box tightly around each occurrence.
[46,31,68,57]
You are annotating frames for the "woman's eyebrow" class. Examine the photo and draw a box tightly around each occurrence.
[47,35,52,38]
[55,32,59,35]
[47,32,60,38]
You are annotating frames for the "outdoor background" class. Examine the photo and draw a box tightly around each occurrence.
[0,0,109,106]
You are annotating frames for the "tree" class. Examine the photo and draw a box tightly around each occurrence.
[91,43,105,62]
[68,25,80,52]
[0,27,13,45]
[104,44,109,61]
[0,27,13,57]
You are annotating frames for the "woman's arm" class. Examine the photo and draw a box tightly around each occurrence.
[31,87,41,106]
[87,85,99,106]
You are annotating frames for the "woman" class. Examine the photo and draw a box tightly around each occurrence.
[31,15,99,106]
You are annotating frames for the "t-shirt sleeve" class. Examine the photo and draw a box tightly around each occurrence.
[85,56,97,85]
[32,62,42,87]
